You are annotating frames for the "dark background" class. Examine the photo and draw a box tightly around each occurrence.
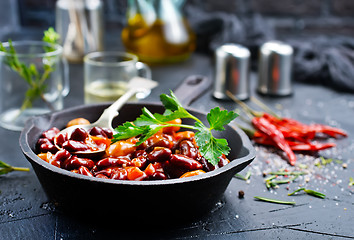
[1,0,354,41]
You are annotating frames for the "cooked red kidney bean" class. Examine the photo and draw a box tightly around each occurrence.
[37,138,57,153]
[111,168,128,180]
[197,154,217,172]
[70,128,88,141]
[89,127,110,138]
[94,168,113,177]
[62,156,95,170]
[149,172,167,180]
[170,154,203,170]
[148,147,172,162]
[178,140,198,159]
[78,166,93,177]
[131,156,148,169]
[52,149,71,163]
[55,133,67,148]
[41,127,60,142]
[162,161,187,178]
[218,155,230,167]
[96,157,130,169]
[102,128,113,139]
[132,150,147,158]
[95,173,109,179]
[154,138,173,149]
[62,140,90,152]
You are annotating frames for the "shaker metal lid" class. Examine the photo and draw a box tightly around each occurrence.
[213,44,250,100]
[216,44,251,58]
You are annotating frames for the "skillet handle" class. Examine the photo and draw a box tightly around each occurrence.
[173,75,212,106]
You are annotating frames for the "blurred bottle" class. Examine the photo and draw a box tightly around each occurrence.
[56,0,104,63]
[121,0,196,64]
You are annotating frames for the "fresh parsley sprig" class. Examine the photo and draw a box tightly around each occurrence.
[0,27,59,112]
[113,91,238,166]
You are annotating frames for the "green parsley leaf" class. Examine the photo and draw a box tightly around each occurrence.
[159,91,194,121]
[134,107,162,126]
[112,91,238,166]
[207,107,238,131]
[113,122,147,141]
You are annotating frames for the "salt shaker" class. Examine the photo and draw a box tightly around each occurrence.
[213,44,250,101]
[55,0,104,63]
[257,41,293,96]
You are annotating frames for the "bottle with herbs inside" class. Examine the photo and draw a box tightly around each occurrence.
[121,0,196,64]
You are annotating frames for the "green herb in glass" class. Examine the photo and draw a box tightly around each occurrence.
[112,91,238,166]
[0,160,30,175]
[0,27,60,112]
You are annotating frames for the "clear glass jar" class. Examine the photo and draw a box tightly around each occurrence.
[56,0,104,63]
[0,41,69,131]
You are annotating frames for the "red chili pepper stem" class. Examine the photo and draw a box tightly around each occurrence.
[236,124,255,139]
[226,90,263,118]
[250,96,281,119]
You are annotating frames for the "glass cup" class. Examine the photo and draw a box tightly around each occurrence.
[83,51,151,104]
[0,40,69,131]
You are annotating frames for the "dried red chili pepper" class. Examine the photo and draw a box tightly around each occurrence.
[288,142,336,151]
[254,131,336,152]
[252,117,296,165]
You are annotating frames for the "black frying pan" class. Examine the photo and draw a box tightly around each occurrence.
[19,76,256,223]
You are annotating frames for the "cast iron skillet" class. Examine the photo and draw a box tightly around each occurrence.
[19,76,256,222]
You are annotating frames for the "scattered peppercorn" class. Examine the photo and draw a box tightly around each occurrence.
[238,190,245,199]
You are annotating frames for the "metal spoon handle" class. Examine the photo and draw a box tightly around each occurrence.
[93,88,138,131]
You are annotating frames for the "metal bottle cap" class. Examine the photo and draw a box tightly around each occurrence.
[257,41,293,96]
[213,44,250,101]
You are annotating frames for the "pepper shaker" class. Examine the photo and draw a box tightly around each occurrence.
[257,41,293,96]
[213,44,250,101]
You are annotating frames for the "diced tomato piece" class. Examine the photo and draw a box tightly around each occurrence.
[90,136,111,150]
[106,138,137,157]
[180,170,206,178]
[174,131,195,141]
[126,167,146,181]
[163,118,182,134]
[144,163,156,177]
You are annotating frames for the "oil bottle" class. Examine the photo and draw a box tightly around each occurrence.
[121,0,196,64]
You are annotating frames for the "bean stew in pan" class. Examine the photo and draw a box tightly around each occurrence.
[36,118,230,181]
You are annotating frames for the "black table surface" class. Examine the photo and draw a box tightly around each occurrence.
[1,52,354,240]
